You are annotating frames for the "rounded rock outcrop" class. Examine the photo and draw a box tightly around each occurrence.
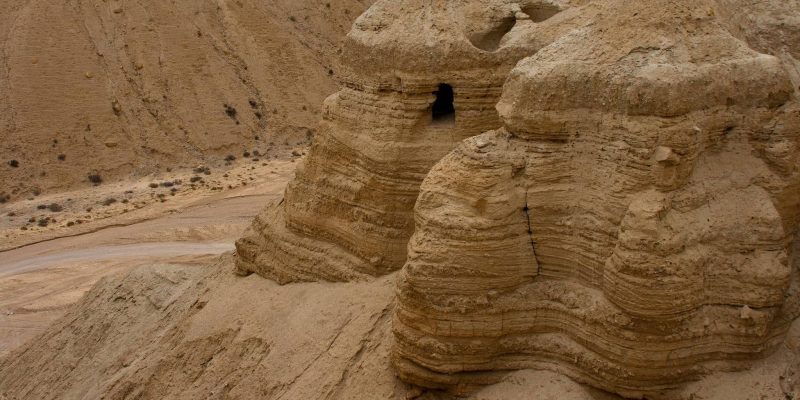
[235,0,585,282]
[393,0,800,396]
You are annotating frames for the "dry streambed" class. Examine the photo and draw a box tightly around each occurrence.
[0,159,296,358]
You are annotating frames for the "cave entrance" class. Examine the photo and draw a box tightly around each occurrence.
[431,83,455,124]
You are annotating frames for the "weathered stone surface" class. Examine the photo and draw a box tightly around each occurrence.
[235,0,800,396]
[236,0,583,282]
[393,0,800,396]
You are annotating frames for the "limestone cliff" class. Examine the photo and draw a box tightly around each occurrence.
[237,0,800,397]
[235,0,583,282]
[5,0,800,399]
[393,0,800,396]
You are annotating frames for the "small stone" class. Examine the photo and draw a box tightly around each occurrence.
[653,146,680,165]
[739,305,754,320]
[112,99,122,115]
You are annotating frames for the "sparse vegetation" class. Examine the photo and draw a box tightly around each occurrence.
[58,154,66,161]
[102,198,117,206]
[149,183,159,188]
[224,104,237,119]
[88,174,103,185]
[194,166,211,175]
[48,203,63,212]
[8,160,19,168]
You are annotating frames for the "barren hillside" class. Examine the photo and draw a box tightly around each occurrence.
[0,0,372,201]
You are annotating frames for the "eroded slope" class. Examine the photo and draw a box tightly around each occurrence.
[0,0,372,199]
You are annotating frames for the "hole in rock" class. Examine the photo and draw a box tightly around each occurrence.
[431,84,455,124]
[521,3,562,23]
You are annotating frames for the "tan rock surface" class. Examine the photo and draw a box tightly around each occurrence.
[235,0,585,282]
[2,0,800,398]
[0,257,410,400]
[394,0,800,397]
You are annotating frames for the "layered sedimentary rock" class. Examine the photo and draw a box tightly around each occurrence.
[236,0,585,282]
[393,0,800,397]
[233,0,800,396]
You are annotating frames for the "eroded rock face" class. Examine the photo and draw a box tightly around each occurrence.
[393,0,800,396]
[234,0,800,396]
[235,0,583,282]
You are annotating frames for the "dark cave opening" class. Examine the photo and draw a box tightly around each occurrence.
[431,83,455,124]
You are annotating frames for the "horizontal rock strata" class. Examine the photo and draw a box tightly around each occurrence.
[393,0,800,396]
[236,0,584,282]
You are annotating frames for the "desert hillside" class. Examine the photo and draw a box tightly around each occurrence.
[0,0,372,201]
[2,0,800,399]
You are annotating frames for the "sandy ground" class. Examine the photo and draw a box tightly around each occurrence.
[0,158,296,358]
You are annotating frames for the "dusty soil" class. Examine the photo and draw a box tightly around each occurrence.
[0,153,301,250]
[0,157,295,358]
[0,0,373,200]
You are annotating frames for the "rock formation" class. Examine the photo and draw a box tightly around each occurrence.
[235,0,583,282]
[392,0,800,397]
[2,0,797,398]
[237,0,800,397]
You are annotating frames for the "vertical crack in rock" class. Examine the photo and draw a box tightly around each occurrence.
[522,197,539,275]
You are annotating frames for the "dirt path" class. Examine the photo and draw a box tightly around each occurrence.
[0,242,235,278]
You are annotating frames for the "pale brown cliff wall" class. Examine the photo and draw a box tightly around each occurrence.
[393,0,800,396]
